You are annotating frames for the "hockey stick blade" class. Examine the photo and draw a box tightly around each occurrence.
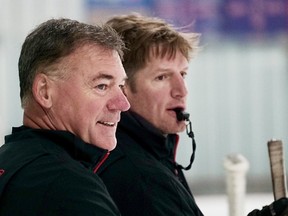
[268,140,287,201]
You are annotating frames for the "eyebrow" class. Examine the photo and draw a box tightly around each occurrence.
[92,73,114,81]
[91,72,128,83]
[156,66,189,73]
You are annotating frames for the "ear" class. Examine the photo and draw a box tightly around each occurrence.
[32,73,53,108]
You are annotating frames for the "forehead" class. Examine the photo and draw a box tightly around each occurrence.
[70,44,116,64]
[62,44,126,79]
[145,49,189,70]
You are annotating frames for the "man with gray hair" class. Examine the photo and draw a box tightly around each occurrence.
[0,18,130,215]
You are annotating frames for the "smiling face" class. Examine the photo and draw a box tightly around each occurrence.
[46,45,130,150]
[124,48,189,135]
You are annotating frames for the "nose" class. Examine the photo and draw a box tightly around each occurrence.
[108,88,130,111]
[171,75,188,99]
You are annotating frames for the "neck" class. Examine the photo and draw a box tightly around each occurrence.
[23,101,56,130]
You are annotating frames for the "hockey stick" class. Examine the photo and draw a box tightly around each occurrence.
[268,140,287,200]
[268,140,288,216]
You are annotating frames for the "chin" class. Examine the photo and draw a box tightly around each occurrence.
[175,128,186,133]
[173,123,186,133]
[105,139,117,151]
[90,138,116,151]
[165,126,185,134]
[108,143,117,151]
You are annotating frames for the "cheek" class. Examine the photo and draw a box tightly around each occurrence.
[142,88,163,102]
[148,90,167,108]
[57,92,95,119]
[128,84,165,110]
[80,99,101,114]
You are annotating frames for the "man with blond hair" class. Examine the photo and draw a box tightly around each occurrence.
[99,13,288,216]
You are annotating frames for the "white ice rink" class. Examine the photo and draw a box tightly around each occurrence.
[196,193,274,216]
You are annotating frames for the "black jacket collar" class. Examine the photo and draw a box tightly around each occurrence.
[117,111,179,161]
[5,126,108,167]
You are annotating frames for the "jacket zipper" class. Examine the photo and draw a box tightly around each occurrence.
[173,134,180,175]
[93,151,110,173]
[173,134,179,162]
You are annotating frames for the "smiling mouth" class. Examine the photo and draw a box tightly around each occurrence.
[97,121,115,127]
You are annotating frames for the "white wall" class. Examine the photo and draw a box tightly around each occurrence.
[177,39,288,194]
[0,1,287,194]
[0,0,86,143]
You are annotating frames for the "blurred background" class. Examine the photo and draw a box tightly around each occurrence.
[0,0,287,214]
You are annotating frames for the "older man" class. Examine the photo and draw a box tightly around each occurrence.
[0,18,130,215]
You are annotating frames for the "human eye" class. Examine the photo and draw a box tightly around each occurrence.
[119,84,125,89]
[155,74,168,81]
[118,78,127,89]
[95,83,108,91]
[181,71,187,79]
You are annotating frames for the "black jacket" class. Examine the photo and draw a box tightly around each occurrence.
[0,126,120,216]
[98,111,203,216]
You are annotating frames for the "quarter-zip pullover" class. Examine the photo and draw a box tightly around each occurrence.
[0,126,120,216]
[98,111,203,216]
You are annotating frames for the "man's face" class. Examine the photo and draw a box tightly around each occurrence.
[48,45,130,150]
[125,49,189,135]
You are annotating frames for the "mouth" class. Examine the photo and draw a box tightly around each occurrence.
[168,107,185,115]
[173,107,184,113]
[97,121,116,127]
[168,107,189,121]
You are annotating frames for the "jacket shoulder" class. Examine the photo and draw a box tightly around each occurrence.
[0,140,120,216]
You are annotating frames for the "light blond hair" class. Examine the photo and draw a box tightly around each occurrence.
[106,13,200,91]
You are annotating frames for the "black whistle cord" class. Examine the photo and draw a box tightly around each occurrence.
[177,119,196,171]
